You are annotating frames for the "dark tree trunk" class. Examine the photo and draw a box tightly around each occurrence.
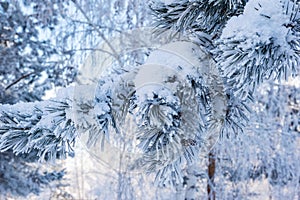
[207,151,216,200]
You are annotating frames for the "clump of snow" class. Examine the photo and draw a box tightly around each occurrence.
[222,0,291,51]
[94,102,110,116]
[134,64,172,86]
[146,41,204,76]
[134,84,179,106]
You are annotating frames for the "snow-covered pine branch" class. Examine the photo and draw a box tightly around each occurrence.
[150,0,299,133]
[0,85,100,161]
[149,0,299,198]
[150,0,247,37]
[0,99,75,161]
[216,0,300,100]
[91,41,229,186]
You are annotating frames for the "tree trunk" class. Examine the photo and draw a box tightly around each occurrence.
[207,151,216,200]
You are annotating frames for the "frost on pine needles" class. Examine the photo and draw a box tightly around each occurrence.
[92,41,227,186]
[150,0,247,37]
[216,0,300,100]
[0,99,76,161]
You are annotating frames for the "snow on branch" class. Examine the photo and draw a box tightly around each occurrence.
[0,85,100,161]
[216,0,300,100]
[150,0,247,37]
[0,99,76,161]
[90,41,233,187]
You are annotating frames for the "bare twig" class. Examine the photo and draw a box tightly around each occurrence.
[70,19,122,33]
[72,48,117,57]
[70,0,121,64]
[5,72,35,90]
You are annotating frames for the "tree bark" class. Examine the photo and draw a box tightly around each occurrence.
[207,151,216,200]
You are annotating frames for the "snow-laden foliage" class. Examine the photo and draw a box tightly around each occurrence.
[92,41,228,186]
[0,84,106,162]
[0,99,76,161]
[0,0,299,199]
[60,0,150,66]
[150,0,247,37]
[216,0,300,100]
[249,84,300,188]
[0,0,150,197]
[149,0,300,199]
[0,0,79,197]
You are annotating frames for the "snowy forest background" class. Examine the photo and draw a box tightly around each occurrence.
[0,0,299,199]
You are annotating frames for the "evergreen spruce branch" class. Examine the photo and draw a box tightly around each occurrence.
[0,99,76,161]
[72,96,105,149]
[110,74,136,128]
[149,0,255,140]
[191,0,247,36]
[94,96,117,140]
[92,43,230,187]
[190,31,215,50]
[187,75,212,127]
[133,141,185,186]
[130,89,181,130]
[149,1,189,35]
[130,77,208,155]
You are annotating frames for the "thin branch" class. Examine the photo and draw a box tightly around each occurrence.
[72,48,117,57]
[69,19,123,33]
[5,72,35,90]
[70,0,121,64]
